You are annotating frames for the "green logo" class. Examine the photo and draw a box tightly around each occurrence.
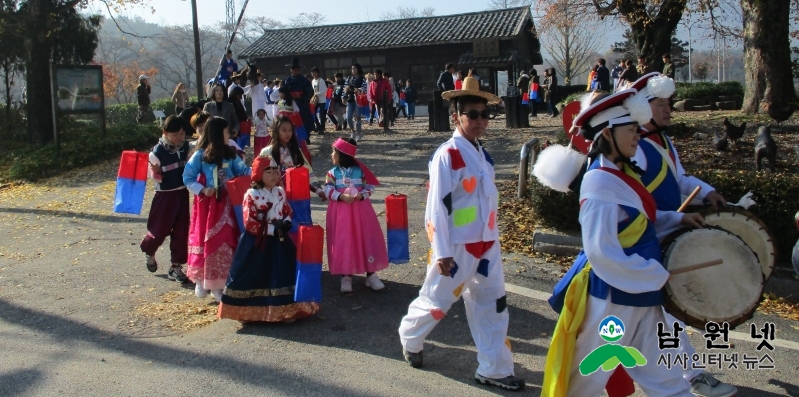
[579,316,647,376]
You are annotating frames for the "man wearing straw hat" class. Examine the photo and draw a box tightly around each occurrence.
[398,76,525,391]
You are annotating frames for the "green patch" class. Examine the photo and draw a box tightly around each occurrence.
[453,206,478,227]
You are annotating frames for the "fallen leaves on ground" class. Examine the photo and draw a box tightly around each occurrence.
[497,179,576,268]
[132,290,218,331]
[757,293,799,321]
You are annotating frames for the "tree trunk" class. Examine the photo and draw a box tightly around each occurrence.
[741,0,796,114]
[616,0,684,75]
[632,22,675,75]
[2,60,11,116]
[25,0,54,145]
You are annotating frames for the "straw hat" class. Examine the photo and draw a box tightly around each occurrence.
[441,76,500,105]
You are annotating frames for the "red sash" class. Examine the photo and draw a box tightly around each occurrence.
[599,167,657,222]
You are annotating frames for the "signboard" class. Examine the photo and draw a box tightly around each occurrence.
[473,37,500,59]
[50,64,106,149]
[54,66,104,113]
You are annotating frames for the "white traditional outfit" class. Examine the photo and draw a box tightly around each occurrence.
[399,128,513,378]
[246,81,267,120]
[536,90,692,397]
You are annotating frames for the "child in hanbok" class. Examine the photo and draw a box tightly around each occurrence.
[324,138,389,292]
[218,156,320,323]
[276,85,307,142]
[183,116,251,302]
[253,108,271,157]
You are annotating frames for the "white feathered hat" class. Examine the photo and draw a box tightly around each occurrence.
[533,89,645,193]
[629,72,675,102]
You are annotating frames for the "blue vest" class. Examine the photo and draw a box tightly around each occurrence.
[152,140,190,191]
[638,136,681,211]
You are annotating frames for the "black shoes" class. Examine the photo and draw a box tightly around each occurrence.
[402,348,423,368]
[474,374,525,391]
[168,264,189,283]
[145,255,157,272]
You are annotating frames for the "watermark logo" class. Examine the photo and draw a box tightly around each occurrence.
[579,316,647,376]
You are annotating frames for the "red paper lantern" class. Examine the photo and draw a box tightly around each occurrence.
[385,194,408,230]
[285,167,311,201]
[117,151,148,180]
[297,224,324,264]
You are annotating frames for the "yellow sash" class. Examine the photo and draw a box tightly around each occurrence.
[541,263,592,397]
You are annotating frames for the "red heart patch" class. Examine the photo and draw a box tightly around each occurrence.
[430,308,446,320]
[462,176,477,194]
[488,210,496,230]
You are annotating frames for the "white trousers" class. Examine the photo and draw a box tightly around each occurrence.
[266,104,277,120]
[568,296,693,397]
[662,311,702,381]
[398,241,514,379]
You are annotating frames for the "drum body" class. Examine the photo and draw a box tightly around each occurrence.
[699,206,775,280]
[662,227,763,329]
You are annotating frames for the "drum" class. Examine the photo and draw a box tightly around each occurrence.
[698,206,775,280]
[662,227,763,329]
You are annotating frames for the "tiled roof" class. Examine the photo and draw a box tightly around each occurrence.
[240,7,534,58]
[459,51,518,66]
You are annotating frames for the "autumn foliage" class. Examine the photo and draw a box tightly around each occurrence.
[98,61,158,104]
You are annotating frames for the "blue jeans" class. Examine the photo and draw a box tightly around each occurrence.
[346,102,361,133]
[407,103,415,117]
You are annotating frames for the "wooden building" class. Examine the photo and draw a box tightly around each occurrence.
[239,7,542,104]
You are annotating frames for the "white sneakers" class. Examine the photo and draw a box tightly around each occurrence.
[340,276,353,292]
[211,289,223,303]
[341,274,384,292]
[690,373,737,397]
[195,283,208,298]
[365,274,385,290]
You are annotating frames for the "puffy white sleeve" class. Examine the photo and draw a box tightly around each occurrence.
[425,150,454,260]
[654,210,684,242]
[580,199,670,294]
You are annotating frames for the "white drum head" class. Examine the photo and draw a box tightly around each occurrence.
[701,207,775,280]
[664,228,763,328]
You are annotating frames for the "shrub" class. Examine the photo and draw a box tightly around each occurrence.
[8,122,160,181]
[528,179,580,233]
[675,81,744,101]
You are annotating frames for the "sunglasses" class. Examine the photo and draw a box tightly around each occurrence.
[460,110,491,120]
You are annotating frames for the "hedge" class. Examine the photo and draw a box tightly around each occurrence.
[104,96,252,126]
[8,122,161,181]
[529,167,799,266]
[674,81,744,102]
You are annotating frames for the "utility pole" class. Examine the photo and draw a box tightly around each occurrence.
[190,0,203,99]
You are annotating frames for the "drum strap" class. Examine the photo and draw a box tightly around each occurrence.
[599,167,657,222]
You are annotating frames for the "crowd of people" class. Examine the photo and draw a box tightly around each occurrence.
[131,49,740,396]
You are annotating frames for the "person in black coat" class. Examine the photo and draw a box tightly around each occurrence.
[436,63,456,92]
[594,58,611,91]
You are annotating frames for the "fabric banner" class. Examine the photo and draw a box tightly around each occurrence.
[113,151,148,215]
[225,175,251,234]
[385,194,410,264]
[295,224,324,302]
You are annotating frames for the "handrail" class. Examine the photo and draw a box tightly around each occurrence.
[518,138,540,198]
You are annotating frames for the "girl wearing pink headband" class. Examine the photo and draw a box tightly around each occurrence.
[324,138,388,292]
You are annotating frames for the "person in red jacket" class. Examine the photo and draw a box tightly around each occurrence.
[368,70,392,131]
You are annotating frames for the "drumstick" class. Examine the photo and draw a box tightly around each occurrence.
[669,259,724,275]
[677,186,702,213]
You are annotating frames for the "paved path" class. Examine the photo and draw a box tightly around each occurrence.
[1,118,798,396]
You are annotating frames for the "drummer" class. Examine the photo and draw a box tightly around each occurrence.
[537,90,700,397]
[625,73,737,397]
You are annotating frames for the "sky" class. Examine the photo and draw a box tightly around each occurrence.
[85,0,729,55]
